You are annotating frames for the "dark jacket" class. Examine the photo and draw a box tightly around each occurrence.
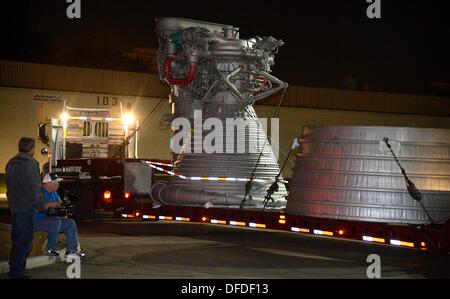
[5,152,45,214]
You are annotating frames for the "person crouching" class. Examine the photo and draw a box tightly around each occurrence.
[35,173,85,258]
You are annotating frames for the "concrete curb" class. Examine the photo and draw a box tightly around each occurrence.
[0,248,67,275]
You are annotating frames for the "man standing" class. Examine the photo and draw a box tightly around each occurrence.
[5,137,57,279]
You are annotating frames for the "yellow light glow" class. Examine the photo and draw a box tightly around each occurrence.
[313,229,333,236]
[362,236,385,243]
[143,215,156,220]
[175,217,190,222]
[229,221,246,226]
[291,227,310,233]
[123,113,135,126]
[158,216,173,221]
[278,220,286,224]
[399,241,415,248]
[279,215,286,220]
[249,223,266,228]
[61,112,69,122]
[390,240,414,248]
[420,242,426,247]
[211,219,227,225]
[338,230,345,235]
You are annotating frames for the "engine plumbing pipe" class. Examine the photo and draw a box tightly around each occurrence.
[163,55,196,86]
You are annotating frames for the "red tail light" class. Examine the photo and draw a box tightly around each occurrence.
[103,191,112,202]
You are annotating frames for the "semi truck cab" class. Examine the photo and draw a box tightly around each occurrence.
[38,104,161,219]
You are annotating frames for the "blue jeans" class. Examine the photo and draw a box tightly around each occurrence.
[9,208,36,278]
[35,217,79,252]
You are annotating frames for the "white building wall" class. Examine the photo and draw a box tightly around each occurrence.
[0,87,172,172]
[1,86,450,178]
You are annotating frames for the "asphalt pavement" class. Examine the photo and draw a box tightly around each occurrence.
[2,218,447,279]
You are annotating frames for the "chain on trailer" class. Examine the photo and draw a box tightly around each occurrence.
[240,86,288,209]
[383,137,435,224]
[262,137,300,211]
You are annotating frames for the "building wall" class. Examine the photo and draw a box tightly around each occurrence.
[1,60,449,178]
[1,86,449,178]
[0,87,172,172]
[0,60,168,98]
[3,60,449,116]
[260,85,450,116]
[255,105,450,178]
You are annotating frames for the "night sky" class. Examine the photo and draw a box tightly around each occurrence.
[2,0,450,95]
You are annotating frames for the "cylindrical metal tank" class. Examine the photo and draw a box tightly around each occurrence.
[286,126,450,224]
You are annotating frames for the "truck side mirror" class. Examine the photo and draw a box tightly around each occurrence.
[38,123,50,145]
[41,148,49,156]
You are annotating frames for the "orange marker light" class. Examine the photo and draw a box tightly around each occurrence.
[338,230,345,235]
[124,192,131,199]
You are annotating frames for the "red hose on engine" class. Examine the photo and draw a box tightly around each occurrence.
[163,55,196,86]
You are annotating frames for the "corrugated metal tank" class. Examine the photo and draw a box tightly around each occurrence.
[286,126,450,224]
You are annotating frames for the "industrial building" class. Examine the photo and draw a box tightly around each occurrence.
[1,59,449,178]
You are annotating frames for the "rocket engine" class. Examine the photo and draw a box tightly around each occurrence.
[151,18,288,210]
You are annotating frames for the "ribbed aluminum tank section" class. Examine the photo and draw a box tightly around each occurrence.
[286,126,450,224]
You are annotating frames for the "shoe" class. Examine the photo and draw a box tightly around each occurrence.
[45,248,60,256]
[65,250,86,259]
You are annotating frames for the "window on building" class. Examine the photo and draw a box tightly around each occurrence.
[83,121,91,137]
[95,122,109,138]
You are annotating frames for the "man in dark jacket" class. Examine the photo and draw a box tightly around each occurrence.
[5,137,57,279]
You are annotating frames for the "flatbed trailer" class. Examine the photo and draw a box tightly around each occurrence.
[117,204,450,254]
